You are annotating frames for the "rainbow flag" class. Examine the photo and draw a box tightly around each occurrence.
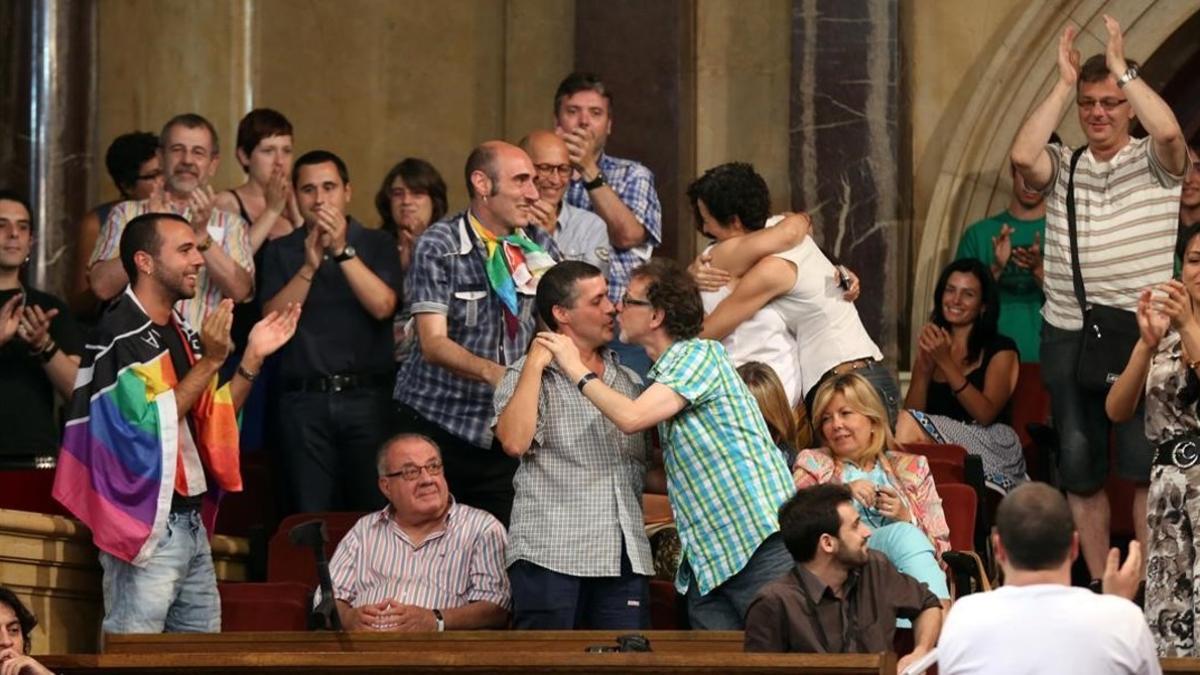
[53,289,241,565]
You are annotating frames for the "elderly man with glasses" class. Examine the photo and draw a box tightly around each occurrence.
[322,433,510,632]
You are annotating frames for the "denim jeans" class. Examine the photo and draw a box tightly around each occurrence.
[683,533,794,630]
[99,510,220,634]
[1040,323,1152,493]
[509,543,650,630]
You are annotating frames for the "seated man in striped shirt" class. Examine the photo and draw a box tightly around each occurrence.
[326,433,511,632]
[1010,15,1188,588]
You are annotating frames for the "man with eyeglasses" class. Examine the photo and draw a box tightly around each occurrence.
[1010,15,1188,590]
[519,130,611,277]
[535,258,795,630]
[323,433,510,632]
[88,114,255,331]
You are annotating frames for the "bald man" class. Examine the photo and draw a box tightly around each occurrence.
[393,141,561,525]
[520,130,611,277]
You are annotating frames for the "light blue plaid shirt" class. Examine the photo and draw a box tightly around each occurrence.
[648,339,795,595]
[566,153,662,302]
[393,212,560,448]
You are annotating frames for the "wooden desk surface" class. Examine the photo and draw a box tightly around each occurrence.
[102,630,745,654]
[41,651,896,674]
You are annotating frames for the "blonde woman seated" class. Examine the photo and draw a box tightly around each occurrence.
[793,372,951,604]
[738,361,811,469]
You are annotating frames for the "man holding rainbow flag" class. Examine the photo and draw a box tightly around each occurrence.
[52,212,300,634]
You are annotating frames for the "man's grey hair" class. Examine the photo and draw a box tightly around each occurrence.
[376,433,441,476]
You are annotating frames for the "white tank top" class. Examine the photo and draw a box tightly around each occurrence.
[700,244,803,405]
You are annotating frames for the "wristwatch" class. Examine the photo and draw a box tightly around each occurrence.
[432,608,445,632]
[582,172,607,191]
[1116,65,1140,88]
[196,234,214,252]
[333,245,357,262]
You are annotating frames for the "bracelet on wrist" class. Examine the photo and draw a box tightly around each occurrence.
[236,364,259,382]
[576,372,598,392]
[38,340,60,363]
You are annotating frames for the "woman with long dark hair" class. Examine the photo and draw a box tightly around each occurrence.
[0,586,52,675]
[896,257,1026,491]
[1107,222,1200,656]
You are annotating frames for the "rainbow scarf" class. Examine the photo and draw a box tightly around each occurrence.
[53,288,241,565]
[469,212,554,321]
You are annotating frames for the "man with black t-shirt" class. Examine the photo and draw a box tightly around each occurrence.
[53,212,300,633]
[0,190,83,468]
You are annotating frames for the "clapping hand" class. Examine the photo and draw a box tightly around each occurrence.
[1102,14,1129,77]
[246,302,302,363]
[199,299,235,365]
[20,304,58,352]
[1136,289,1171,350]
[186,185,217,234]
[559,126,601,176]
[1011,232,1043,279]
[1152,280,1194,331]
[1057,24,1081,86]
[315,205,348,254]
[992,223,1014,274]
[0,293,22,347]
[916,323,954,370]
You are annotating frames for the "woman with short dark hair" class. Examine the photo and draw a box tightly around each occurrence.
[0,586,52,675]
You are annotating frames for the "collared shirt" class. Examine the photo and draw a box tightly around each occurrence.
[259,217,402,380]
[89,198,255,329]
[648,338,795,595]
[491,350,654,577]
[566,153,662,302]
[1041,137,1184,331]
[743,553,940,653]
[394,212,560,448]
[323,500,511,611]
[550,202,611,278]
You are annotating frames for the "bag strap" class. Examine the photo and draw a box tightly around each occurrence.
[1065,145,1089,315]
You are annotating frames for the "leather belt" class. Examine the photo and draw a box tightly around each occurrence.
[284,372,393,394]
[828,358,877,378]
[1154,435,1200,469]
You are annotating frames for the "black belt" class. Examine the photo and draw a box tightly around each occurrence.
[284,372,392,393]
[1154,435,1200,469]
[170,493,203,513]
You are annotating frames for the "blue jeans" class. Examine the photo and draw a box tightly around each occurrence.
[509,545,650,630]
[99,510,220,633]
[683,533,793,630]
[1041,323,1152,493]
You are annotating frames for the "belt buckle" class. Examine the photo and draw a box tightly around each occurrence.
[1172,440,1198,469]
[330,374,348,393]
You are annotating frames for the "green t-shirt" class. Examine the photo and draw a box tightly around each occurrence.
[954,210,1046,363]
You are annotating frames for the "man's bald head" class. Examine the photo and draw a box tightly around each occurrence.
[519,130,572,207]
[463,140,538,232]
[996,482,1076,571]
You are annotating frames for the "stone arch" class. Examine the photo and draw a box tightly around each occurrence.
[910,0,1199,359]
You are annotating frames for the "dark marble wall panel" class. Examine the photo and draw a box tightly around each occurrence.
[790,0,908,364]
[575,0,695,262]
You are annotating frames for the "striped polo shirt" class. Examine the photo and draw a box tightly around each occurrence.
[321,501,511,611]
[1041,137,1184,330]
[648,338,795,596]
[89,198,255,329]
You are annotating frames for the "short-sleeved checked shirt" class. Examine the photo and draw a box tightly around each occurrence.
[648,338,795,596]
[566,153,662,302]
[89,198,255,329]
[491,351,654,577]
[393,212,560,448]
[552,202,612,279]
[320,501,511,611]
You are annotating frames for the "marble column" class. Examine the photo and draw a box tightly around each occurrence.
[790,0,907,365]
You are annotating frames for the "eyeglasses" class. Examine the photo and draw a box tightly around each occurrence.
[534,163,573,179]
[1076,97,1127,112]
[620,293,653,307]
[383,460,444,481]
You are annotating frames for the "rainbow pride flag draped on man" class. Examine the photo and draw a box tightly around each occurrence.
[52,288,241,565]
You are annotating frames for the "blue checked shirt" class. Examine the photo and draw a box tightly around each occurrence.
[393,212,560,448]
[648,339,795,596]
[566,153,662,302]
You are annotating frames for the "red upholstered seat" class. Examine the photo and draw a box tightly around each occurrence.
[1011,363,1053,481]
[0,469,72,517]
[938,482,977,552]
[218,581,310,632]
[266,512,365,588]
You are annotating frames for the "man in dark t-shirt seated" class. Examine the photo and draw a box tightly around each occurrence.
[744,483,942,672]
[0,190,83,468]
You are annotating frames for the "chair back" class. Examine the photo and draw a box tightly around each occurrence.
[938,482,978,552]
[266,511,366,586]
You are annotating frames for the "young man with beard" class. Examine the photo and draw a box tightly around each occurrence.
[744,483,942,674]
[53,213,300,633]
[88,114,255,329]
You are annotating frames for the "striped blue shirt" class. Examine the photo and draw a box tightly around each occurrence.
[649,339,795,595]
[566,153,662,302]
[323,501,511,611]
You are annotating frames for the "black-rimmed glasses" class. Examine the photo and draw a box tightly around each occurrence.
[383,460,444,481]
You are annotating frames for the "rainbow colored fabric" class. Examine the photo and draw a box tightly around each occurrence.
[53,289,241,565]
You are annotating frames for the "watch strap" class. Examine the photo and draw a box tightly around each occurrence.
[577,372,599,392]
[333,246,357,262]
[432,608,445,632]
[1117,65,1139,88]
[582,172,606,191]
